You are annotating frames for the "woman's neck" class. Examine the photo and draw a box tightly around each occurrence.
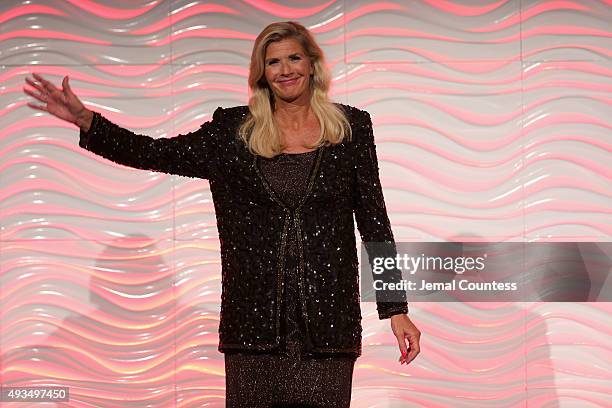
[273,99,313,129]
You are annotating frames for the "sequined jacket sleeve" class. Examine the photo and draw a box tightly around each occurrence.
[78,107,224,180]
[353,109,409,319]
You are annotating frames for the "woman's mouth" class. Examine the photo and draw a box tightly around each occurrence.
[278,78,299,86]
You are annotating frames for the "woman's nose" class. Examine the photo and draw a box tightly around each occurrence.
[280,60,292,75]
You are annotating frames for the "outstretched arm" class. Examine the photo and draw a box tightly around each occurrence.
[77,109,223,180]
[24,73,222,180]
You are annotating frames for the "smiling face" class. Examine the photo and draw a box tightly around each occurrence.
[264,38,313,105]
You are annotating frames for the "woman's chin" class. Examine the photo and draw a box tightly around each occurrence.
[274,91,309,104]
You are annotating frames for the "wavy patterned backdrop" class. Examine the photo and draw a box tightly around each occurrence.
[0,0,611,407]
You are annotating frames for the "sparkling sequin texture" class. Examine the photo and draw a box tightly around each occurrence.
[224,342,355,407]
[79,104,409,359]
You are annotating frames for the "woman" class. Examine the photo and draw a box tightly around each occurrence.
[24,21,420,408]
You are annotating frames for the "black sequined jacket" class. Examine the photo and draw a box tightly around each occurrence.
[79,103,408,358]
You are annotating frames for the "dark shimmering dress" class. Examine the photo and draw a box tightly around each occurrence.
[224,150,356,408]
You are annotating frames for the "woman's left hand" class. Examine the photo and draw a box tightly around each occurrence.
[390,313,421,365]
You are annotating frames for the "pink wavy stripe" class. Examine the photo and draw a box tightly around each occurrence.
[1,173,169,205]
[526,323,612,345]
[346,57,612,80]
[338,26,610,46]
[373,109,610,152]
[0,322,174,352]
[177,395,225,408]
[132,4,238,35]
[2,67,133,89]
[4,338,175,375]
[365,369,525,397]
[388,200,610,219]
[398,98,520,126]
[523,112,611,134]
[0,267,173,296]
[0,157,170,199]
[526,335,612,353]
[1,289,172,318]
[314,2,406,33]
[526,82,612,94]
[4,357,175,382]
[339,28,475,45]
[530,394,612,407]
[524,305,612,332]
[152,28,256,46]
[524,153,611,179]
[2,320,179,352]
[525,58,612,80]
[10,90,116,105]
[3,186,172,218]
[346,80,520,98]
[422,0,511,16]
[0,240,171,264]
[174,209,222,222]
[351,70,606,96]
[1,221,176,245]
[373,115,520,151]
[63,0,161,20]
[0,112,172,138]
[531,360,612,384]
[345,43,611,62]
[0,264,172,287]
[528,222,609,236]
[242,0,336,18]
[93,64,168,77]
[345,57,523,77]
[524,25,612,38]
[469,1,591,33]
[173,64,248,79]
[0,302,177,335]
[0,4,66,25]
[170,83,246,99]
[388,156,609,196]
[389,221,608,239]
[524,43,612,59]
[381,134,611,169]
[0,29,111,45]
[2,66,215,91]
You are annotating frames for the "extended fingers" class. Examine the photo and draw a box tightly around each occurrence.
[32,73,58,94]
[25,77,45,93]
[26,102,49,112]
[23,86,46,103]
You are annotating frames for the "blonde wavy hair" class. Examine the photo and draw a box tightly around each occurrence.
[239,21,351,158]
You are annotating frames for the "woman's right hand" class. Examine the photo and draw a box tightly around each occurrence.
[23,73,94,132]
